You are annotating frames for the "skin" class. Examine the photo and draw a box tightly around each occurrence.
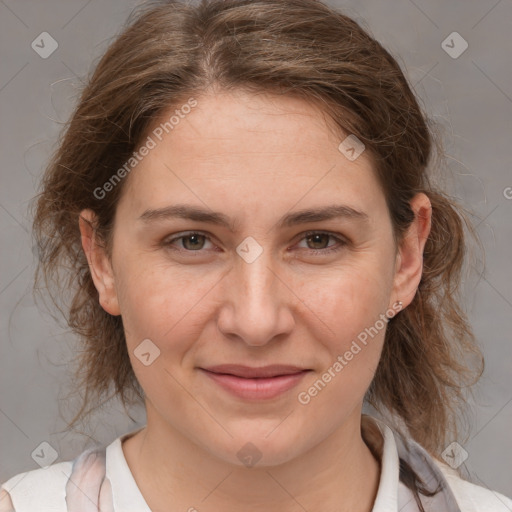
[76,89,431,512]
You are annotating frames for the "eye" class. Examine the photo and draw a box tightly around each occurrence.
[162,230,347,256]
[295,231,347,254]
[164,232,214,252]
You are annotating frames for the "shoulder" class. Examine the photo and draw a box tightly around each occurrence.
[433,458,512,512]
[0,460,73,512]
[0,488,14,512]
[0,445,110,512]
[371,414,512,512]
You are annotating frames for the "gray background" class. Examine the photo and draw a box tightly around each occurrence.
[1,0,511,501]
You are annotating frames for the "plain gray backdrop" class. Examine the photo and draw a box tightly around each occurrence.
[1,0,511,501]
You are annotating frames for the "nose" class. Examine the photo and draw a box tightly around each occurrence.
[216,247,295,347]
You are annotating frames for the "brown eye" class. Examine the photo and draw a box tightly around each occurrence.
[164,232,214,252]
[181,234,207,250]
[305,233,331,250]
[296,231,347,255]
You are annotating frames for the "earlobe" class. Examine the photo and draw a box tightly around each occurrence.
[391,193,432,309]
[79,209,121,316]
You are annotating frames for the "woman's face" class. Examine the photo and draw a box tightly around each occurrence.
[83,89,427,466]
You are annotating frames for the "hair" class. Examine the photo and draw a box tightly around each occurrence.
[32,0,484,507]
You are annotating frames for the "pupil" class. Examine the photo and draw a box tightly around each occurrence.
[309,234,327,249]
[181,234,328,251]
[184,234,203,250]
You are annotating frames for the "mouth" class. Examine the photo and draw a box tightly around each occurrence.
[199,364,312,400]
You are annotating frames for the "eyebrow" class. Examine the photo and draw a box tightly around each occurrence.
[138,204,369,231]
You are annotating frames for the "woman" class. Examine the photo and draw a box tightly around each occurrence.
[1,0,510,510]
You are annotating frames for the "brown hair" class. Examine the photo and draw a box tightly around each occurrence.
[32,0,483,505]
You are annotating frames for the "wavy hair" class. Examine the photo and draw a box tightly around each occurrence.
[32,0,483,507]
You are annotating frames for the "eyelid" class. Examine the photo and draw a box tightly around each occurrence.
[163,230,348,254]
[297,230,348,251]
[162,231,216,252]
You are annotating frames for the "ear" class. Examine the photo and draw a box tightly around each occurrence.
[391,193,432,309]
[79,209,121,316]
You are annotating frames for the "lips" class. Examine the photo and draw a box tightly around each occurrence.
[202,364,307,378]
[199,364,311,400]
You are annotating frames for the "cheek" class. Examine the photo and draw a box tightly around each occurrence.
[295,292,387,431]
[113,256,220,354]
[292,255,395,408]
[300,256,395,345]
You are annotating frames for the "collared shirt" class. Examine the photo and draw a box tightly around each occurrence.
[1,415,511,511]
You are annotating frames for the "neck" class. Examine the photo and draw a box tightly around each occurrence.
[123,405,380,512]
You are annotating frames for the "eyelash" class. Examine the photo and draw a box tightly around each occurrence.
[162,230,347,256]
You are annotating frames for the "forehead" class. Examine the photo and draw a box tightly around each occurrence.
[118,89,385,219]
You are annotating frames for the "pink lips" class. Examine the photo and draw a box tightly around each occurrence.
[200,364,310,400]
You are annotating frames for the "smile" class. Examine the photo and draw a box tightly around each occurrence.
[199,365,312,400]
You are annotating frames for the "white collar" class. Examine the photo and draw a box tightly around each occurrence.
[105,415,459,512]
[361,415,401,511]
[361,415,462,512]
[106,426,151,511]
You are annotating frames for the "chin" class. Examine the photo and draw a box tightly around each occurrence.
[202,422,311,469]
